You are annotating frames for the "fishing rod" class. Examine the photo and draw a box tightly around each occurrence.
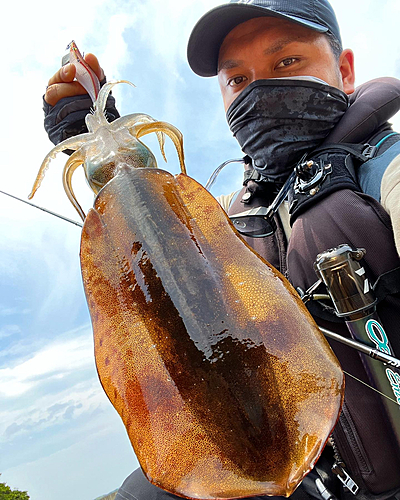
[313,244,400,444]
[0,189,83,227]
[319,326,400,369]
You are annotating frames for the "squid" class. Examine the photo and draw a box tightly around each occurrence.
[29,80,344,499]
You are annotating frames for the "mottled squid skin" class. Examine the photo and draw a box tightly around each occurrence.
[81,165,344,499]
[30,80,344,499]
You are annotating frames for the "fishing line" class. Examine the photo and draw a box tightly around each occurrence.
[343,370,400,407]
[0,189,83,227]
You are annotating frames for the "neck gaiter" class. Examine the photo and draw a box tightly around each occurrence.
[226,77,349,183]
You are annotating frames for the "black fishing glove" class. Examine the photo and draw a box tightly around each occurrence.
[43,77,120,150]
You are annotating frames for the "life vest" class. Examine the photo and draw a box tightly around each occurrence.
[228,77,400,497]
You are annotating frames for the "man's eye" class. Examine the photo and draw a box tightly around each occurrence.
[228,76,247,87]
[276,58,298,68]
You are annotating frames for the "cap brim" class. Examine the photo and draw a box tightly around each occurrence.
[187,3,328,77]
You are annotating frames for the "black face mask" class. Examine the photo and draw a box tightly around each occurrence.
[226,78,349,183]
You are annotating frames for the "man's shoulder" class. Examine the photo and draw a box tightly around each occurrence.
[215,191,239,212]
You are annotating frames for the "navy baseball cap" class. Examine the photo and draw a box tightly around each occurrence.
[187,0,342,77]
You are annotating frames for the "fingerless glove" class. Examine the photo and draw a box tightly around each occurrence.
[43,78,120,151]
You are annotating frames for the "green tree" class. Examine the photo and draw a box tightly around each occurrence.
[0,475,30,499]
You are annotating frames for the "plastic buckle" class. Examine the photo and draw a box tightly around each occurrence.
[362,144,377,159]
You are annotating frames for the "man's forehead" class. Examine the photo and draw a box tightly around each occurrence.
[222,16,317,44]
[218,18,319,68]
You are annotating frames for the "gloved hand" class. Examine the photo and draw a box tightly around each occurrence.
[43,53,120,148]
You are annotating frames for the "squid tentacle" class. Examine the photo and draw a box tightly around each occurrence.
[135,121,186,174]
[95,80,135,117]
[111,112,149,127]
[28,135,90,199]
[116,113,167,162]
[62,151,86,221]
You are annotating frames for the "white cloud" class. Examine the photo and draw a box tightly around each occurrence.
[0,379,104,443]
[101,13,136,80]
[1,421,137,500]
[0,325,20,340]
[0,326,93,396]
[0,308,18,317]
[131,0,221,66]
[334,0,400,85]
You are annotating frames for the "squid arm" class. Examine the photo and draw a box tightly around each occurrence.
[29,134,90,199]
[95,80,135,117]
[116,113,167,162]
[135,121,186,174]
[62,150,86,221]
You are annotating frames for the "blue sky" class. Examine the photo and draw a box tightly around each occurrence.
[1,0,400,499]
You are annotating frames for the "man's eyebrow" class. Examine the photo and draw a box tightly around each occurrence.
[263,35,312,56]
[218,34,313,72]
[218,59,245,72]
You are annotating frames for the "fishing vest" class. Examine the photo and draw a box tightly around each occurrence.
[227,77,400,498]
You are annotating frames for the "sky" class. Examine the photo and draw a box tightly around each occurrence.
[1,1,400,499]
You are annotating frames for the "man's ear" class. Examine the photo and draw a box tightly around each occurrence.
[339,49,355,95]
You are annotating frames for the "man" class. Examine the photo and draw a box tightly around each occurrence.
[44,1,400,499]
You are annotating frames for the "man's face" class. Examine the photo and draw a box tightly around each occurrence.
[218,17,354,111]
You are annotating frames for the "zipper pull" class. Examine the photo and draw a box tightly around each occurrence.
[332,462,359,495]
